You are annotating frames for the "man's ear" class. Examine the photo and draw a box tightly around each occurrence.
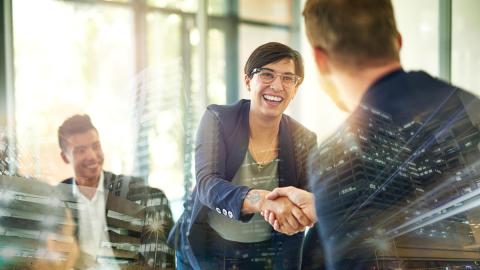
[313,47,331,75]
[396,32,403,51]
[61,151,70,164]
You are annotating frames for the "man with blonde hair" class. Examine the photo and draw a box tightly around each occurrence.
[302,0,480,269]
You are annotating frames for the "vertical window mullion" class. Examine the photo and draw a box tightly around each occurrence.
[439,0,452,82]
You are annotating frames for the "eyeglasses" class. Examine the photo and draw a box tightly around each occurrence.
[251,68,302,88]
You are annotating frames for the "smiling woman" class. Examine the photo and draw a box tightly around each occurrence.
[169,42,318,270]
[247,58,299,121]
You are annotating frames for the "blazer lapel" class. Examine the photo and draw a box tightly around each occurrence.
[278,116,297,187]
[225,101,250,180]
[102,171,114,207]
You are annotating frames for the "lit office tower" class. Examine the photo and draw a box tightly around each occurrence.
[401,101,480,202]
[311,98,480,268]
[313,104,421,226]
[127,179,175,269]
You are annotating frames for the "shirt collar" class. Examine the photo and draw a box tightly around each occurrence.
[72,171,105,200]
[360,68,405,106]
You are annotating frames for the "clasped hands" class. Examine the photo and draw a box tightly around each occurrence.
[244,186,316,235]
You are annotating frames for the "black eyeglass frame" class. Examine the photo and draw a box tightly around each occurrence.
[250,68,303,87]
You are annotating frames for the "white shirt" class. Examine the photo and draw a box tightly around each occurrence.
[73,172,119,270]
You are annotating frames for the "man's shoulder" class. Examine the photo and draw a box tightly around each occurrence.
[362,69,479,123]
[103,171,170,200]
[103,171,143,193]
[59,172,143,186]
[401,70,476,97]
[60,177,74,185]
[402,70,480,110]
[104,171,142,182]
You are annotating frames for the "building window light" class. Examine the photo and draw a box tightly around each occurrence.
[374,159,385,165]
[339,186,357,195]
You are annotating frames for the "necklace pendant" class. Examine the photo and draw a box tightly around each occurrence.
[257,163,263,171]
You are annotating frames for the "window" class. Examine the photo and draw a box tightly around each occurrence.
[13,0,135,182]
[452,0,480,95]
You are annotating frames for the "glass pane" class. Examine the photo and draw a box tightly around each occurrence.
[393,0,439,76]
[208,28,226,105]
[146,12,185,219]
[239,0,292,25]
[208,0,227,15]
[452,0,480,95]
[297,40,348,142]
[104,0,130,2]
[147,13,182,66]
[12,0,135,184]
[238,24,291,99]
[147,0,197,12]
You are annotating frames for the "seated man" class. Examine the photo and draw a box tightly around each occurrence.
[57,114,174,269]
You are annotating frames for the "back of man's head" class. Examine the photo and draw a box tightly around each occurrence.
[58,114,97,152]
[303,0,399,69]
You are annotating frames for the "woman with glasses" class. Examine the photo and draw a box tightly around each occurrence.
[169,42,317,269]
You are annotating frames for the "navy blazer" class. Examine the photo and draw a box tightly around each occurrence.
[169,99,318,269]
[308,69,480,269]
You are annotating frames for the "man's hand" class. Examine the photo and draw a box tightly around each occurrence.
[262,186,316,230]
[32,209,79,270]
[242,189,309,235]
[261,197,309,235]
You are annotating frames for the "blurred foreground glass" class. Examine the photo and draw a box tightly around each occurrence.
[0,176,78,270]
[0,175,174,269]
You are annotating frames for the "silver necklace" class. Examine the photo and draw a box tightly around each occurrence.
[249,135,278,171]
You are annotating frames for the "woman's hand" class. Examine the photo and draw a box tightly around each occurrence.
[242,188,312,235]
[261,187,316,234]
[261,196,309,235]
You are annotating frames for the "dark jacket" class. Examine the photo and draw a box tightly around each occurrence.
[309,69,480,270]
[61,171,142,197]
[60,171,175,269]
[169,99,318,269]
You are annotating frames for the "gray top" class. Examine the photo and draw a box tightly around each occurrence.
[207,150,279,243]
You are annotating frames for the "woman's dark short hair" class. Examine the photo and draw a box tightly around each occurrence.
[244,42,304,84]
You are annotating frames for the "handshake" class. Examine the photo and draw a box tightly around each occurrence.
[243,186,316,235]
